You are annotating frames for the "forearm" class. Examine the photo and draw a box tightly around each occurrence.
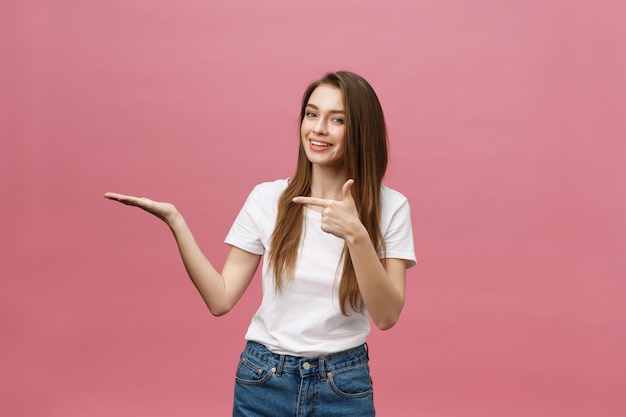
[166,212,231,315]
[104,192,257,314]
[345,226,405,330]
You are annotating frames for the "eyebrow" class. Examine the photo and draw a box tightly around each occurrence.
[305,103,345,114]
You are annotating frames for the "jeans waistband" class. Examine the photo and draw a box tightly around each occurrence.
[241,341,369,379]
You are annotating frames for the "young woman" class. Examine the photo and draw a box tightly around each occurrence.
[105,71,416,416]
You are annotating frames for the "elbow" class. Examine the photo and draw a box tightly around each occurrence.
[373,314,400,331]
[375,320,397,331]
[207,301,233,317]
[372,302,403,330]
[209,308,229,317]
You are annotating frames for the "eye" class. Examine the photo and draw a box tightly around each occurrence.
[331,117,344,124]
[305,111,317,118]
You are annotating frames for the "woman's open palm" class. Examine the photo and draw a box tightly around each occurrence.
[104,192,178,224]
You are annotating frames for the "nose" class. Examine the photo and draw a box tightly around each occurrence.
[313,118,328,135]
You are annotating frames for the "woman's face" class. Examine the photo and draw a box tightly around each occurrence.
[300,84,346,168]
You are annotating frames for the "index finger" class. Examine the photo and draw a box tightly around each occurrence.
[292,196,332,208]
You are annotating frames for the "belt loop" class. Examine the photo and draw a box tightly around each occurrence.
[276,355,285,377]
[319,357,326,381]
[364,342,369,360]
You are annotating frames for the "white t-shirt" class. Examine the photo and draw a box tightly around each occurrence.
[225,179,416,357]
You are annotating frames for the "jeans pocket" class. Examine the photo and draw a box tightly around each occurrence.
[327,362,373,399]
[235,353,274,386]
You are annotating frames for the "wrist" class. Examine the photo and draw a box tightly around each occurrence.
[166,210,186,230]
[344,222,369,246]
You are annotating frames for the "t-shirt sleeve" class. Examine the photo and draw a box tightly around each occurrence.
[224,185,265,255]
[383,196,417,269]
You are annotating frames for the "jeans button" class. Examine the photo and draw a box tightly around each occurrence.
[302,362,311,370]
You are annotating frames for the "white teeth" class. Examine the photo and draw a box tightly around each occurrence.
[311,141,330,147]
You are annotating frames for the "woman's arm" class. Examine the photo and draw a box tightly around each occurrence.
[291,180,406,330]
[104,193,260,316]
[343,228,406,330]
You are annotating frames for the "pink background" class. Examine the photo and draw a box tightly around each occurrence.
[2,0,625,416]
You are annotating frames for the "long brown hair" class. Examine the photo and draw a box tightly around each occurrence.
[268,71,388,315]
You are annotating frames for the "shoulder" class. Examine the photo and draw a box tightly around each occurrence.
[242,178,289,208]
[380,185,410,208]
[249,178,289,199]
[379,185,413,225]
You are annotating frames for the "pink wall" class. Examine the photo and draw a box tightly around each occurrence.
[2,0,625,416]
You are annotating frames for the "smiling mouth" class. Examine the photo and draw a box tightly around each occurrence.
[310,140,331,147]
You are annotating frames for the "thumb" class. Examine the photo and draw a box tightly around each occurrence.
[342,179,355,201]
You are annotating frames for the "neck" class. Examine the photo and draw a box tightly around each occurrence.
[309,165,348,200]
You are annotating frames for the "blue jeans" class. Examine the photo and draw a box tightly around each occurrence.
[233,341,375,417]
